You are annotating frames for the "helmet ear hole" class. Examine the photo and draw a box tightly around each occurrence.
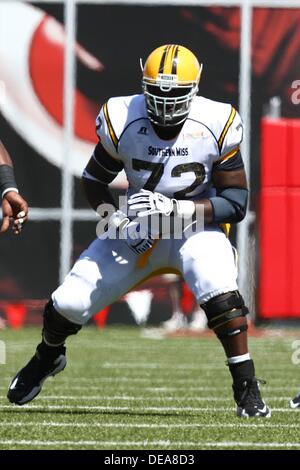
[142,44,202,127]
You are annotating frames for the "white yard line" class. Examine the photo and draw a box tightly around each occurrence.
[0,395,291,401]
[2,377,223,383]
[102,363,224,370]
[2,376,299,384]
[101,363,297,371]
[0,404,294,412]
[0,439,300,448]
[0,421,299,429]
[0,385,295,392]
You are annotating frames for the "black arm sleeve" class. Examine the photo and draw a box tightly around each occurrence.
[81,178,117,212]
[0,164,17,195]
[82,142,124,211]
[82,141,124,185]
[209,187,248,223]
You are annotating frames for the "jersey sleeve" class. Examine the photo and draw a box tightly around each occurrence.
[96,101,121,161]
[214,106,244,171]
[216,107,244,161]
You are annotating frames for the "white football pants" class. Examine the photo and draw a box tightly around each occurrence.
[52,226,238,325]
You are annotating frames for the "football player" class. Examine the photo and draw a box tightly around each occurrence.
[7,44,270,418]
[0,140,28,234]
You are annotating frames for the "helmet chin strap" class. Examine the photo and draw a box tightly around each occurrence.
[148,111,188,127]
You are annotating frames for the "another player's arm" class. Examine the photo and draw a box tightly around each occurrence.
[81,141,124,211]
[0,139,13,166]
[0,140,29,234]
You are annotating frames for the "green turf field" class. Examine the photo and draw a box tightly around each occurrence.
[0,326,299,450]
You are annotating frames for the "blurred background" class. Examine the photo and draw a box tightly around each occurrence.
[0,0,300,331]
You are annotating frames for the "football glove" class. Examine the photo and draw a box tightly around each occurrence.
[128,189,195,219]
[109,209,155,254]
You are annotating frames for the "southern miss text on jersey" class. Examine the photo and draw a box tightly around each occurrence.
[95,94,244,199]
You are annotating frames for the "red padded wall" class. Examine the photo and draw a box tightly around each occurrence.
[260,119,288,188]
[259,118,300,319]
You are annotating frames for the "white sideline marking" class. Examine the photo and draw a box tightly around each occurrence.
[0,382,299,392]
[3,376,299,384]
[98,362,300,372]
[0,439,300,448]
[0,421,300,429]
[102,362,222,370]
[0,385,295,392]
[0,404,235,412]
[2,395,234,401]
[3,377,222,383]
[200,442,300,448]
[0,395,290,401]
[144,387,295,392]
[0,404,293,412]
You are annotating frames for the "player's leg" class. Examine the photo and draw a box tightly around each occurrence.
[7,237,155,405]
[174,227,271,418]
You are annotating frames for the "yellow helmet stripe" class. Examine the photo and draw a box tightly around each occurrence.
[103,102,118,151]
[171,45,179,74]
[164,45,178,74]
[218,106,237,153]
[158,45,170,74]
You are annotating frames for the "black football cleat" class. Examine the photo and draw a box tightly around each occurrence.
[290,391,300,409]
[233,377,271,418]
[7,343,66,405]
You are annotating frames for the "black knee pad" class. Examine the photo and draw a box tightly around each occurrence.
[202,291,248,331]
[43,299,82,344]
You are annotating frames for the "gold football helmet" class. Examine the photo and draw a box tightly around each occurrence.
[142,44,202,127]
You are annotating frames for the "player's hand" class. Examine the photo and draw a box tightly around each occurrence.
[109,209,155,254]
[128,189,175,218]
[0,191,29,235]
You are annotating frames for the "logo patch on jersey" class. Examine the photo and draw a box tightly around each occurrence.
[183,131,206,139]
[138,126,148,135]
[148,146,189,157]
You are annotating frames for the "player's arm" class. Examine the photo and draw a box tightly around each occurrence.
[175,148,248,224]
[0,140,29,234]
[204,105,247,223]
[81,141,124,211]
[208,148,248,223]
[128,149,248,226]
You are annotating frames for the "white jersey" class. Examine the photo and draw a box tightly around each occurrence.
[96,94,243,199]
